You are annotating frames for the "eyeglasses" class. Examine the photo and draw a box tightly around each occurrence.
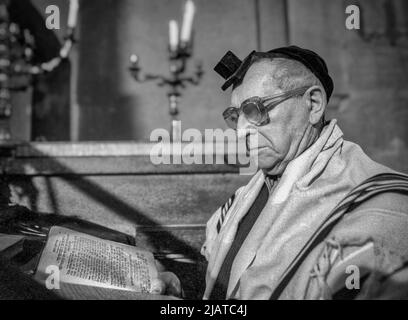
[223,86,310,129]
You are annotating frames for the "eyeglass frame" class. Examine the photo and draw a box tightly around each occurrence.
[222,86,311,129]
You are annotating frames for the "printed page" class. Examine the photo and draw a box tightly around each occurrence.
[35,226,158,293]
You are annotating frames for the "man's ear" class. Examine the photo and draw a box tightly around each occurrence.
[305,85,327,125]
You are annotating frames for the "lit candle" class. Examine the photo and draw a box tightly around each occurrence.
[180,0,195,43]
[169,20,179,52]
[130,54,139,65]
[68,0,79,29]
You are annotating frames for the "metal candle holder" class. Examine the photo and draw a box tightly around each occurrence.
[129,41,203,141]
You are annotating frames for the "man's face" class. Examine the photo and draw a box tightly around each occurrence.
[231,60,312,176]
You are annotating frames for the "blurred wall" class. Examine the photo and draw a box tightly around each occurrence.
[285,0,408,172]
[76,0,287,140]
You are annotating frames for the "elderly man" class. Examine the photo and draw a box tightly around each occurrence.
[199,46,408,300]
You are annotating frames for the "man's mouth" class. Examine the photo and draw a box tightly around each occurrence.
[245,134,263,151]
[248,146,268,153]
[245,133,250,151]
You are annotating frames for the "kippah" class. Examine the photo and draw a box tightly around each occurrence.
[214,45,334,101]
[267,46,334,100]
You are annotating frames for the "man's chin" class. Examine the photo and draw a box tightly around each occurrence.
[258,159,285,176]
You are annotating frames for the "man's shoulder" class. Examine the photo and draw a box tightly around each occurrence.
[340,139,397,176]
[351,191,408,214]
[330,191,408,258]
[334,190,408,232]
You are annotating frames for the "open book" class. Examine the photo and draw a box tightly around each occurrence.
[34,226,162,299]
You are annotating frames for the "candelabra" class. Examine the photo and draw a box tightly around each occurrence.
[129,41,203,141]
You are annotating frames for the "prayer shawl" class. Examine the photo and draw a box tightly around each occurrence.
[201,119,407,299]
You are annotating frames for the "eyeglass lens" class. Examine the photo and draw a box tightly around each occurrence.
[242,102,264,124]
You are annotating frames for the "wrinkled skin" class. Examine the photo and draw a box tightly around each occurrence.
[231,60,326,176]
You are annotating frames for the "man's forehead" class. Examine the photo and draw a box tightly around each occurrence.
[231,61,280,105]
